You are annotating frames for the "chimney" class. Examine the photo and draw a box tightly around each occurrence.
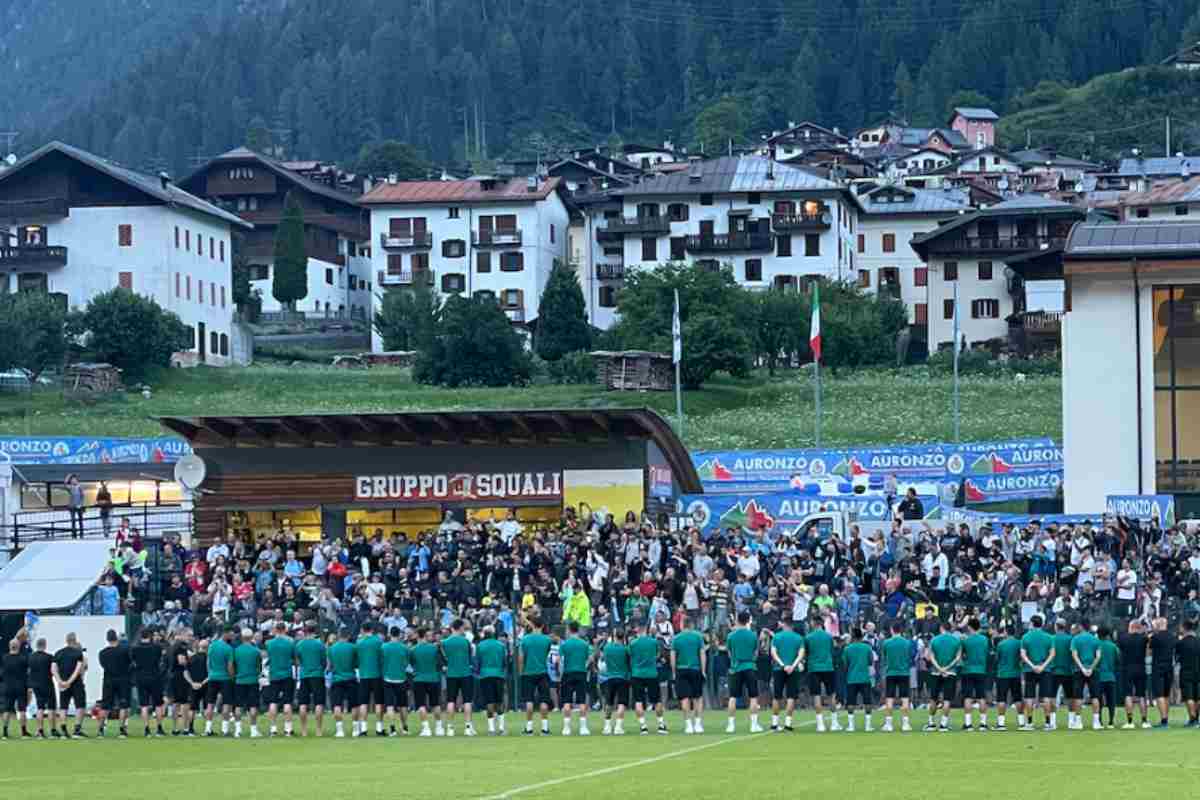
[663,139,673,151]
[159,171,172,190]
[688,160,703,182]
[387,173,399,184]
[526,175,539,192]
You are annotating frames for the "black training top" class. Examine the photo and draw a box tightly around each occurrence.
[53,646,84,681]
[169,643,190,676]
[1149,631,1176,671]
[130,642,164,682]
[26,651,53,690]
[99,644,131,681]
[1117,632,1147,670]
[1178,635,1200,680]
[187,652,208,683]
[2,652,29,689]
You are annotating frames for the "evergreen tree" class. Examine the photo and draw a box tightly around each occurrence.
[891,61,915,122]
[271,191,308,311]
[414,294,532,387]
[535,260,592,361]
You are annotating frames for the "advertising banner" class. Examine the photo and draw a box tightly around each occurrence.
[565,469,645,527]
[676,490,942,535]
[1104,494,1176,526]
[956,468,1063,504]
[0,436,192,465]
[355,471,562,503]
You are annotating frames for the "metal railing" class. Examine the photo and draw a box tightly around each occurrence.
[8,503,192,549]
[771,212,830,231]
[595,263,625,280]
[473,229,523,246]
[379,231,433,249]
[928,235,1067,254]
[0,245,68,267]
[601,216,670,235]
[685,233,774,253]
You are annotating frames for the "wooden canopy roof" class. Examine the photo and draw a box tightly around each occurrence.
[158,407,701,493]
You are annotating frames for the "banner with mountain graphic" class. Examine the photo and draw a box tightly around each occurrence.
[678,491,942,535]
[1105,494,1176,526]
[956,469,1063,503]
[692,438,1060,495]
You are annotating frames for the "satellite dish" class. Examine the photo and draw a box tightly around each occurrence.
[174,454,208,490]
[997,176,1010,191]
[4,154,16,166]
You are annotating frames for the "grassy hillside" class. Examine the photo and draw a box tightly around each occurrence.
[0,365,1061,450]
[998,67,1200,160]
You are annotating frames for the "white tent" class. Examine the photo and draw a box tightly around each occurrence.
[0,539,114,611]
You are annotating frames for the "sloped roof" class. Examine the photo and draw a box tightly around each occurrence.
[898,128,969,149]
[359,176,563,205]
[951,107,999,122]
[195,146,363,208]
[766,121,849,145]
[614,155,840,197]
[1115,156,1198,177]
[1010,149,1101,170]
[988,194,1077,212]
[855,185,970,215]
[1065,220,1200,260]
[1122,176,1200,206]
[0,141,250,228]
[910,193,1086,256]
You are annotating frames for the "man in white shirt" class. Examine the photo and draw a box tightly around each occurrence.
[497,510,522,545]
[692,550,714,580]
[921,544,949,591]
[736,547,760,580]
[206,541,230,566]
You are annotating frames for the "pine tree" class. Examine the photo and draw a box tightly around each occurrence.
[891,61,914,122]
[535,260,592,361]
[271,191,308,311]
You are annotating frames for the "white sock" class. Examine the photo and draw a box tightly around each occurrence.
[376,721,383,733]
[284,721,292,734]
[965,712,973,726]
[336,721,344,735]
[235,721,243,736]
[638,715,646,727]
[250,725,259,736]
[421,721,431,731]
[497,715,505,731]
[772,714,779,726]
[656,714,665,727]
[940,715,948,727]
[1018,713,1026,726]
[784,714,792,727]
[525,721,533,732]
[487,717,495,732]
[541,719,549,732]
[204,720,212,734]
[221,719,229,735]
[750,713,758,726]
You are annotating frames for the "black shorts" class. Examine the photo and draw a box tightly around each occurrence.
[995,677,1022,704]
[412,681,441,710]
[103,681,132,710]
[445,676,475,705]
[729,670,757,700]
[169,673,192,703]
[296,676,326,708]
[604,679,629,707]
[561,673,588,705]
[1023,671,1053,700]
[384,681,409,709]
[1055,673,1078,699]
[2,688,25,713]
[772,671,802,700]
[1122,669,1148,699]
[960,674,988,699]
[808,671,835,697]
[136,678,164,708]
[478,677,504,707]
[846,682,872,706]
[233,683,259,711]
[631,676,661,706]
[521,674,551,707]
[676,669,704,701]
[265,678,295,707]
[358,677,385,707]
[31,685,56,712]
[58,681,85,712]
[885,676,911,700]
[206,679,234,707]
[1076,673,1101,701]
[191,686,207,708]
[329,679,358,710]
[930,675,957,702]
[1151,669,1173,699]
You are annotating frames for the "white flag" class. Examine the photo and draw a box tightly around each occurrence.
[952,279,961,356]
[672,288,682,365]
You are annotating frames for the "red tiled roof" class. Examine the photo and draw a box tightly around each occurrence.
[359,176,562,205]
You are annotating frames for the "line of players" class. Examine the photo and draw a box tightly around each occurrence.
[4,613,1199,739]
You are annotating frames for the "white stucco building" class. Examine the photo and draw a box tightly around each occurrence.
[0,141,251,365]
[359,175,571,351]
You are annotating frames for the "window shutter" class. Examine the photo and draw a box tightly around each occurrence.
[118,271,132,289]
[118,224,132,247]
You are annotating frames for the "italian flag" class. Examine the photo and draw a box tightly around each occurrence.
[810,282,821,362]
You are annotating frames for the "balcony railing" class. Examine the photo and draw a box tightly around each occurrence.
[771,212,830,231]
[381,269,435,286]
[1014,310,1063,334]
[504,307,526,322]
[0,245,68,268]
[0,197,69,219]
[601,216,670,235]
[473,229,523,247]
[379,231,432,249]
[685,233,774,253]
[928,235,1067,255]
[595,263,625,280]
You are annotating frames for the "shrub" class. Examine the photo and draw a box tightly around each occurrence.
[71,288,191,382]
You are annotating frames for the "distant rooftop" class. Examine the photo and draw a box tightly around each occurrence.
[952,107,999,122]
[1065,220,1200,259]
[613,155,840,197]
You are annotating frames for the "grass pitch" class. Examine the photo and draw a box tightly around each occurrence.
[4,709,1197,800]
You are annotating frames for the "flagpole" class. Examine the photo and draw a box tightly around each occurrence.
[952,279,960,443]
[811,282,822,448]
[815,356,822,448]
[673,288,684,439]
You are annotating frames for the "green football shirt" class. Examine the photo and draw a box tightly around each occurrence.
[995,637,1022,679]
[882,636,913,678]
[207,639,234,681]
[929,633,962,672]
[233,642,261,686]
[476,638,508,679]
[1098,639,1120,682]
[559,636,590,675]
[602,643,630,680]
[1020,629,1054,672]
[329,640,358,683]
[727,628,758,674]
[410,641,441,683]
[630,635,660,679]
[1052,632,1074,675]
[671,630,705,672]
[962,633,990,675]
[519,633,552,677]
[295,638,326,679]
[842,641,873,684]
[381,641,410,682]
[265,635,295,681]
[1071,632,1101,672]
[441,634,473,679]
[356,634,383,679]
[805,629,834,672]
[771,630,804,671]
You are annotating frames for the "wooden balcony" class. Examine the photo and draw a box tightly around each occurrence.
[1015,310,1063,334]
[601,216,670,235]
[379,231,432,249]
[380,269,435,287]
[927,235,1067,256]
[771,212,830,231]
[685,233,773,253]
[0,197,69,220]
[595,263,625,280]
[0,245,68,268]
[473,229,523,247]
